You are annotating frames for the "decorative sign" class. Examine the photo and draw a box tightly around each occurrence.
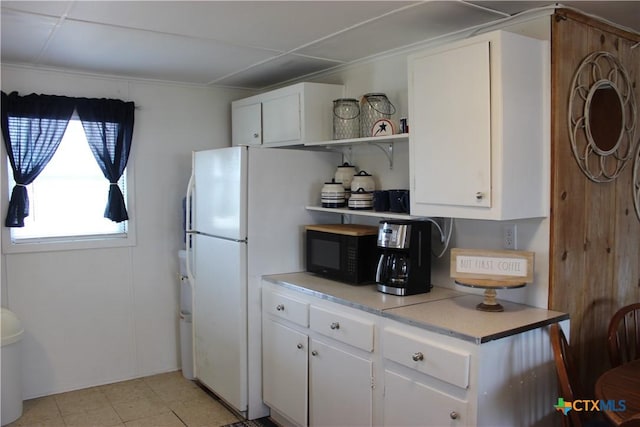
[456,255,528,277]
[372,119,394,137]
[450,248,534,284]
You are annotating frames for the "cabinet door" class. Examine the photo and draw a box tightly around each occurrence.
[384,370,470,426]
[262,92,301,144]
[232,103,262,146]
[411,40,491,209]
[263,319,308,426]
[309,339,373,426]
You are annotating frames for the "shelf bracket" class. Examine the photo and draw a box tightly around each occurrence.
[370,142,394,169]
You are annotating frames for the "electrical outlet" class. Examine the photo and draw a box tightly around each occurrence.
[503,224,517,250]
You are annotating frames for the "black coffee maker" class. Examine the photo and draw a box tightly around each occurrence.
[375,220,431,296]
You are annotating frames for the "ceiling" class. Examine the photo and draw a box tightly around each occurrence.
[1,1,639,90]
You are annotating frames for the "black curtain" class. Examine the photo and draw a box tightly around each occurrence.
[76,98,134,222]
[1,91,76,227]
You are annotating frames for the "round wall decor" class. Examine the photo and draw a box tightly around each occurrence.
[568,51,637,183]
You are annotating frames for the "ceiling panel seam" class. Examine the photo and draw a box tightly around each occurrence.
[30,1,73,66]
[2,5,288,56]
[461,1,511,18]
[206,2,426,85]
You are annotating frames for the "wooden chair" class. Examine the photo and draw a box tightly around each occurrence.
[620,414,640,427]
[550,323,584,427]
[607,302,640,367]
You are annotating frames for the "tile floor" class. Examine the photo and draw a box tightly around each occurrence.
[7,371,243,427]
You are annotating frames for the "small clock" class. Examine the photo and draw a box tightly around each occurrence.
[371,119,394,137]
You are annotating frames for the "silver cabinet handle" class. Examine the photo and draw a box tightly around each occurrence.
[450,412,459,420]
[253,133,259,138]
[311,350,318,356]
[412,352,424,362]
[297,343,303,349]
[276,304,284,311]
[330,322,340,330]
[475,192,484,200]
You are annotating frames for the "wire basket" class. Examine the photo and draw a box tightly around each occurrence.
[360,93,395,137]
[333,98,360,140]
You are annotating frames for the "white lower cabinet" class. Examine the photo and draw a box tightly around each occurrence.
[381,318,560,427]
[262,320,308,426]
[383,370,468,426]
[261,284,374,426]
[309,339,373,426]
[262,280,560,427]
[382,324,474,426]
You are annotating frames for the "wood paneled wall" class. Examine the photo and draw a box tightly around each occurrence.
[549,9,640,393]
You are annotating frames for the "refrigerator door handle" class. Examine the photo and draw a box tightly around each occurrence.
[185,173,195,279]
[189,231,246,243]
[185,173,195,234]
[185,172,197,378]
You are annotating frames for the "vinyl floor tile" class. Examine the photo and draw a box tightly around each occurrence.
[169,397,240,427]
[15,396,61,423]
[111,396,170,422]
[123,412,186,427]
[54,389,112,417]
[62,406,123,427]
[99,379,157,405]
[6,371,243,427]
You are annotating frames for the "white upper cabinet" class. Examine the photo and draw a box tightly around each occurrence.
[408,30,548,220]
[232,102,262,146]
[262,91,302,144]
[232,82,344,147]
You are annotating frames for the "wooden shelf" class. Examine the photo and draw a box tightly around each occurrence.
[306,206,418,220]
[304,133,409,147]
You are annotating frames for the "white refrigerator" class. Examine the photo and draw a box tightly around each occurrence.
[185,146,338,419]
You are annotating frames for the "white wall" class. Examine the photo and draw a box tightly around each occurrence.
[309,16,551,309]
[0,65,249,398]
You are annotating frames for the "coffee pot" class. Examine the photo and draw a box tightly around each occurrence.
[376,252,410,286]
[375,220,431,296]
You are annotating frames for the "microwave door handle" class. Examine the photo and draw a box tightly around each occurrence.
[417,230,422,267]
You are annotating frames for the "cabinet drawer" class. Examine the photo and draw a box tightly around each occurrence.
[383,327,470,389]
[383,369,469,426]
[310,305,374,352]
[263,288,309,327]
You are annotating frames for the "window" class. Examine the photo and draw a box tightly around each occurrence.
[7,117,128,243]
[2,91,135,252]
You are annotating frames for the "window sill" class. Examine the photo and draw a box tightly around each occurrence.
[1,232,136,254]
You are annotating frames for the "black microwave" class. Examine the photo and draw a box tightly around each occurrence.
[305,224,379,285]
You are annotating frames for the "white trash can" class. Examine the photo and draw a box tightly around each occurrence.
[1,308,24,426]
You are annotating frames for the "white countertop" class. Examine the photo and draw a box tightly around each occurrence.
[263,272,568,344]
